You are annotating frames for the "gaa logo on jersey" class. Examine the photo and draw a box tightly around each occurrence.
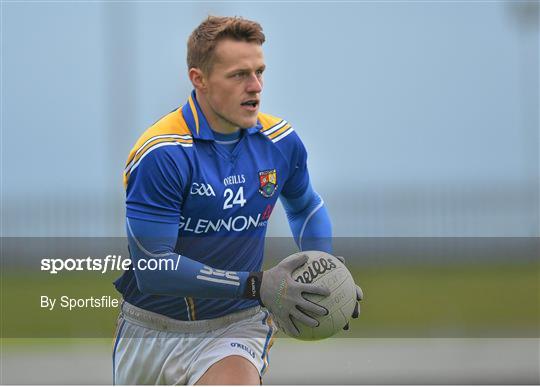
[258,169,277,198]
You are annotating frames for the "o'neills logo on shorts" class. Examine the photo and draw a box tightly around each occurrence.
[295,257,337,284]
[231,342,256,358]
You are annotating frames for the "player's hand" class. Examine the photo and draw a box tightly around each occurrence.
[260,252,330,337]
[336,255,363,331]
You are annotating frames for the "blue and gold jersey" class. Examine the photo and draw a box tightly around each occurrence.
[114,91,310,320]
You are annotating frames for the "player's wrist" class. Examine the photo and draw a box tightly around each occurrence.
[242,272,263,303]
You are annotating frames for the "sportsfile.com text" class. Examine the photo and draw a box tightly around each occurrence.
[40,255,180,274]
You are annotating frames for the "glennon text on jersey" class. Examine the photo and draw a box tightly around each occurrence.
[178,213,268,234]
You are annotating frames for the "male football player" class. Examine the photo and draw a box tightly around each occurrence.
[113,16,362,385]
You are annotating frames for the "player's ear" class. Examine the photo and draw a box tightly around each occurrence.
[188,68,207,91]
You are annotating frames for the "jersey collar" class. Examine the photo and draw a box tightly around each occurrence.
[182,90,262,140]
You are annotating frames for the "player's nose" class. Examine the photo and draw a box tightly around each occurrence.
[246,73,263,93]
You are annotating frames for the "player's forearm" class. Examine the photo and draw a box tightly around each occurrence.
[281,183,333,253]
[127,217,257,299]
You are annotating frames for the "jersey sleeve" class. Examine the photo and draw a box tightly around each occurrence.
[280,131,310,199]
[126,217,250,299]
[125,146,190,223]
[281,182,333,253]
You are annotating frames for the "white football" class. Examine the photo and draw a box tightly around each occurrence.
[288,250,357,341]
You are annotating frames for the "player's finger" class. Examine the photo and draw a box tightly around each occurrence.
[297,298,328,317]
[290,308,319,328]
[299,283,331,298]
[283,316,300,336]
[352,302,359,319]
[356,285,364,301]
[283,253,309,271]
[343,322,350,331]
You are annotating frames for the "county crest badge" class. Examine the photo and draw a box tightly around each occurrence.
[258,169,277,198]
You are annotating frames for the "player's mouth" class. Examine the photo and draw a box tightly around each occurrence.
[240,99,259,112]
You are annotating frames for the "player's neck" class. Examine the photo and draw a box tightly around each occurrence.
[194,90,240,135]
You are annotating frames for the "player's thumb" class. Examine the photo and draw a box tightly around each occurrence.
[356,285,364,301]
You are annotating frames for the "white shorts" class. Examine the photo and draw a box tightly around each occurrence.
[113,302,277,385]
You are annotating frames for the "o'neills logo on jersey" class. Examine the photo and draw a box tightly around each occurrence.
[223,174,246,186]
[179,214,267,234]
[258,169,277,198]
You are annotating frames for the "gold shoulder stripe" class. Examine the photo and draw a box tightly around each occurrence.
[123,138,191,188]
[125,136,192,173]
[126,133,192,167]
[260,119,285,133]
[126,108,191,163]
[258,112,285,131]
[123,108,192,189]
[261,120,288,136]
[267,123,292,140]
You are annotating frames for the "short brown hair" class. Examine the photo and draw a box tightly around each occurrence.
[187,16,265,74]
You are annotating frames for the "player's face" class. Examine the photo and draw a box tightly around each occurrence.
[201,39,265,132]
